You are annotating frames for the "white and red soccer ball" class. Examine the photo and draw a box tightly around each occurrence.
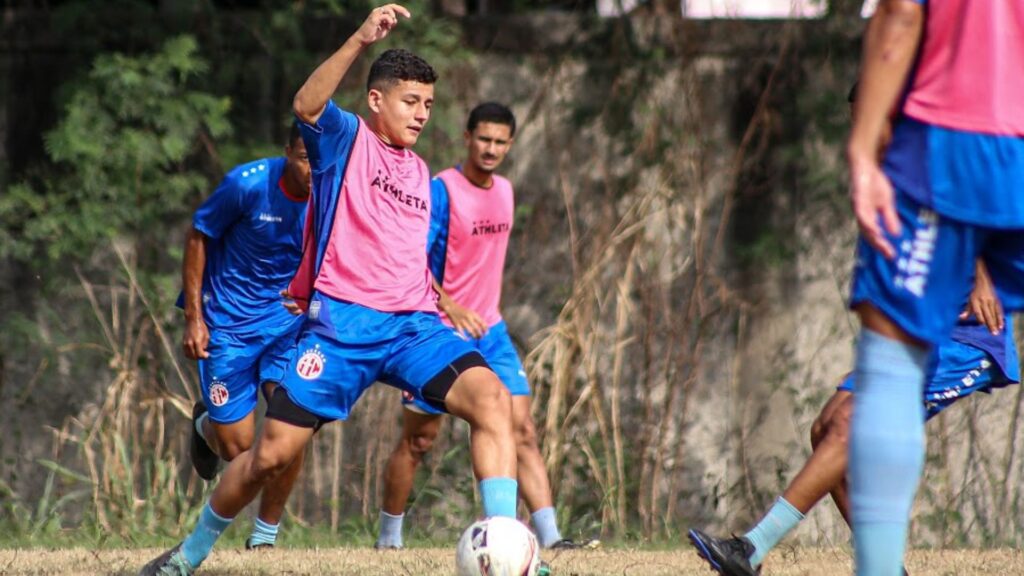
[455,517,541,576]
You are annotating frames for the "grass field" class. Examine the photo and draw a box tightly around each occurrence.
[2,547,1024,575]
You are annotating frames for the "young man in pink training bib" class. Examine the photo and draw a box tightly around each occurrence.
[139,6,518,575]
[375,103,590,550]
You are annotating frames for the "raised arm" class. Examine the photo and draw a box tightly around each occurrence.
[847,0,925,259]
[293,4,411,125]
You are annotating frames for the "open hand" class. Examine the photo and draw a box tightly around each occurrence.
[960,261,1004,334]
[440,297,488,339]
[849,151,900,260]
[355,4,411,46]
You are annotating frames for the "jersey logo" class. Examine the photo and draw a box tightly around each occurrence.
[296,347,326,380]
[894,208,938,298]
[241,163,267,178]
[209,381,230,407]
[471,219,511,236]
[371,170,428,213]
[258,213,283,223]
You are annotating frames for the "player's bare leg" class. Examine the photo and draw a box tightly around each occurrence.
[512,395,550,513]
[382,411,443,515]
[785,391,853,517]
[443,366,517,516]
[376,410,443,548]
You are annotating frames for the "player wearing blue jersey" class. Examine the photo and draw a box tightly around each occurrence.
[181,123,310,550]
[847,1,1024,573]
[688,261,1019,576]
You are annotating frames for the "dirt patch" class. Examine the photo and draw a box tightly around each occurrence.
[1,547,1022,575]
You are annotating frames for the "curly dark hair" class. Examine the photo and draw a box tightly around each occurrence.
[467,102,516,136]
[367,49,438,92]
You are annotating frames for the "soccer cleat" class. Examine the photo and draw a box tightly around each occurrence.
[137,544,194,576]
[548,538,601,550]
[189,401,219,481]
[687,528,760,576]
[373,542,404,550]
[245,537,274,551]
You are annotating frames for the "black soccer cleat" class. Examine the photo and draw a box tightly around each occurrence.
[548,538,600,550]
[687,528,760,576]
[245,537,274,551]
[189,400,220,481]
[137,544,195,576]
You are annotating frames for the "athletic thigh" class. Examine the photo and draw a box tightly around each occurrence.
[383,316,484,413]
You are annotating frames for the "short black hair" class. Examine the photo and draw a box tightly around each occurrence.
[367,49,438,92]
[848,82,858,104]
[288,121,302,147]
[466,102,516,137]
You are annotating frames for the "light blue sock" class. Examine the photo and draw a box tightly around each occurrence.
[744,496,804,567]
[195,412,209,442]
[376,510,404,548]
[849,329,928,576]
[479,477,518,518]
[248,517,279,547]
[531,506,562,548]
[181,502,233,567]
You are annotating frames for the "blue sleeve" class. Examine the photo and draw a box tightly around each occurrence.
[192,172,248,239]
[297,100,360,172]
[426,178,450,283]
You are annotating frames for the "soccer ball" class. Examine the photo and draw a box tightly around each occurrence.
[455,517,541,576]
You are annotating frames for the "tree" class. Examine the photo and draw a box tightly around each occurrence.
[0,35,230,264]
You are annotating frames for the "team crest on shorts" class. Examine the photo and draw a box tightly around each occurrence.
[296,347,326,380]
[209,381,230,407]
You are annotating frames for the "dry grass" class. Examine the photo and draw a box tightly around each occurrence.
[1,547,1023,575]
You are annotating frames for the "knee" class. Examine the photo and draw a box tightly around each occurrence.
[408,431,437,459]
[213,429,254,461]
[249,447,291,483]
[468,377,512,419]
[810,417,826,449]
[218,439,252,461]
[825,402,853,450]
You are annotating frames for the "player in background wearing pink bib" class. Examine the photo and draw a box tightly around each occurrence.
[847,1,1024,574]
[375,103,593,551]
[139,6,518,575]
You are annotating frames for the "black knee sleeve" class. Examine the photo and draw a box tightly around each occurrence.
[421,351,489,412]
[265,386,332,432]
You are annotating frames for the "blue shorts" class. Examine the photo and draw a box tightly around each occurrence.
[278,293,482,422]
[850,191,1024,344]
[198,316,303,424]
[837,340,1015,420]
[403,320,530,415]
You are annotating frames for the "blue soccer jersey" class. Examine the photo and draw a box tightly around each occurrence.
[185,157,308,331]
